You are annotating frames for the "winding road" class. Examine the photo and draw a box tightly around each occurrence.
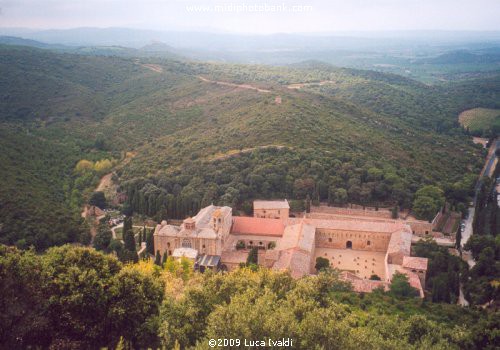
[458,137,499,306]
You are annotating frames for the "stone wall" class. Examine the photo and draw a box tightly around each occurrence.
[406,221,434,236]
[315,229,391,252]
[153,233,218,256]
[310,206,393,219]
[254,208,289,221]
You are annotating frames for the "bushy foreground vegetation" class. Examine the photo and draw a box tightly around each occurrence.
[1,244,498,349]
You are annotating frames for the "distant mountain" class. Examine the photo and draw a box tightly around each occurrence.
[0,36,66,49]
[420,50,500,64]
[140,41,176,52]
[5,27,500,52]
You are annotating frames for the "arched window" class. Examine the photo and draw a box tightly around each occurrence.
[182,238,192,248]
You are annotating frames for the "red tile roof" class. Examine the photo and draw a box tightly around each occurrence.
[340,271,388,293]
[231,217,285,237]
[402,256,428,271]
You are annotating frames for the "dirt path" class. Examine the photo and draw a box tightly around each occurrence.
[141,63,163,73]
[96,173,113,192]
[198,76,271,93]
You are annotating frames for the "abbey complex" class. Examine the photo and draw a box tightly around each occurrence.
[154,200,431,297]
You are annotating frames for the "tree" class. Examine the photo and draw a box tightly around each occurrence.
[41,245,122,347]
[412,185,445,221]
[431,273,451,303]
[455,223,462,249]
[108,263,164,348]
[123,216,133,235]
[89,191,107,209]
[93,224,112,251]
[94,159,113,175]
[122,217,138,263]
[0,246,50,348]
[389,272,419,298]
[155,251,162,266]
[464,234,495,260]
[75,159,94,173]
[315,257,330,272]
[162,251,168,266]
[123,228,136,253]
[391,205,399,219]
[146,229,154,255]
[246,247,258,265]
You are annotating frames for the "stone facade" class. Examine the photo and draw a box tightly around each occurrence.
[152,200,429,297]
[254,200,289,221]
[154,205,232,257]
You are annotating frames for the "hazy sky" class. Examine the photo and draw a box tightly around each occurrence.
[1,0,499,34]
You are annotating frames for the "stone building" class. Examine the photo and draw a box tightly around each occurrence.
[153,200,429,297]
[154,205,232,257]
[253,200,289,221]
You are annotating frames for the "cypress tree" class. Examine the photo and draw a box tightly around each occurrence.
[455,224,462,250]
[123,228,136,253]
[246,247,258,265]
[162,250,168,266]
[155,250,162,266]
[146,229,154,255]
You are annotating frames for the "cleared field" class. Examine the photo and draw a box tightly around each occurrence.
[458,108,500,134]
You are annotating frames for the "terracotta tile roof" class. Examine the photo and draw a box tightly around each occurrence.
[288,217,409,233]
[402,256,428,271]
[231,217,285,237]
[277,222,315,253]
[272,248,312,278]
[386,230,412,256]
[254,200,290,210]
[221,250,248,264]
[340,271,389,293]
[405,271,425,298]
[387,265,425,298]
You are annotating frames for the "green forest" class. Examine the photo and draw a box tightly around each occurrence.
[1,43,499,242]
[0,42,500,348]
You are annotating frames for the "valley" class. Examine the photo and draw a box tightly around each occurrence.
[1,31,500,349]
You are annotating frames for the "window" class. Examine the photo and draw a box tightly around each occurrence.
[328,238,332,242]
[167,242,170,248]
[202,244,206,249]
[346,241,352,249]
[259,241,263,245]
[367,240,371,246]
[182,238,192,248]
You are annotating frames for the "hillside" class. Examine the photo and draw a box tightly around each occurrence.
[1,44,498,246]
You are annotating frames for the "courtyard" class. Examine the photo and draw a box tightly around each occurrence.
[315,247,386,280]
